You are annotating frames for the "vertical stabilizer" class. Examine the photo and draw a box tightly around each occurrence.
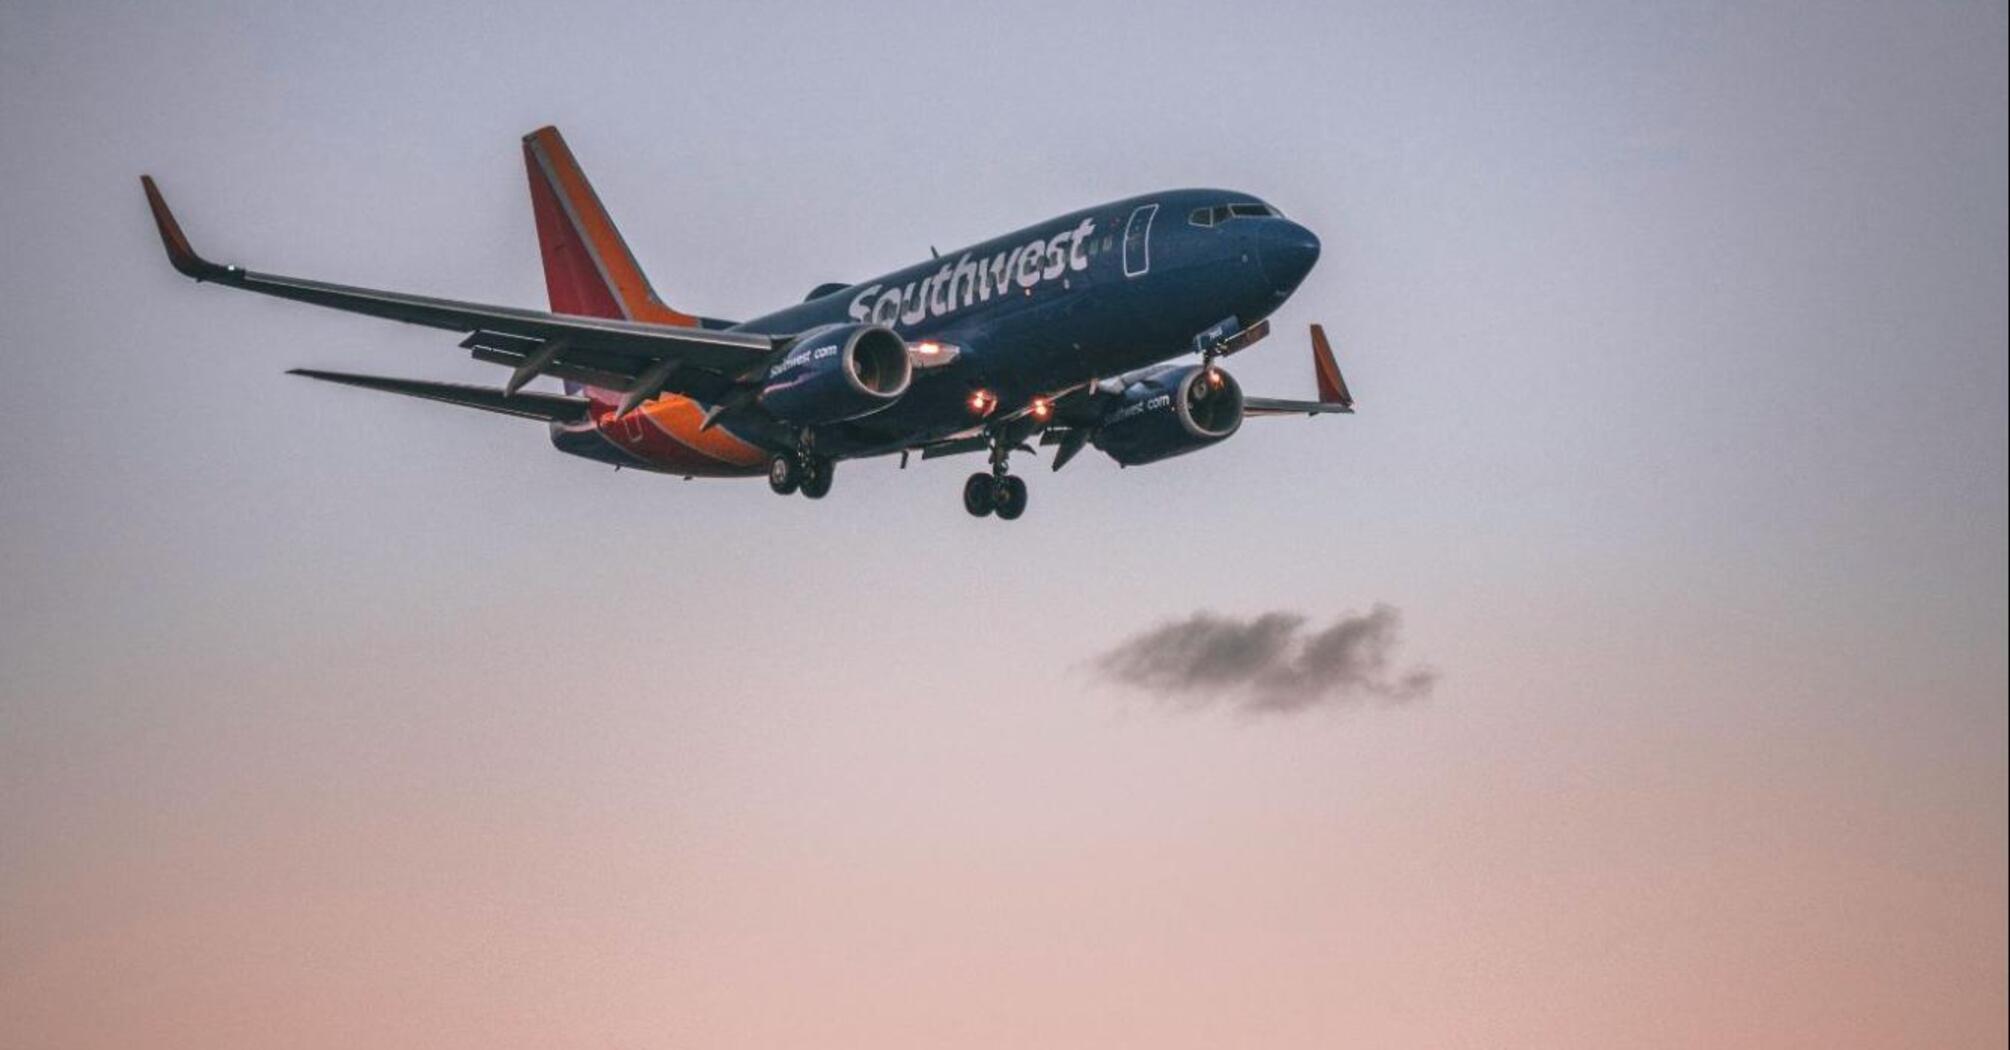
[521,126,695,326]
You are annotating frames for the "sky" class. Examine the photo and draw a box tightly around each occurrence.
[1,1,2004,1047]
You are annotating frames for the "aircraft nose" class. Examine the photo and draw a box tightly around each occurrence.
[1257,220,1321,294]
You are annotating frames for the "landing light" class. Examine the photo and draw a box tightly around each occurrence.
[967,389,997,417]
[909,340,961,369]
[1030,397,1053,422]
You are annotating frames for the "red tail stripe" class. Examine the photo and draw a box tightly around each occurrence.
[1311,324,1352,406]
[521,127,696,327]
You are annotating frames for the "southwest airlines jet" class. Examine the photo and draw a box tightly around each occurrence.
[142,126,1352,520]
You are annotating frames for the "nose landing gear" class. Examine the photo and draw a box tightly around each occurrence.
[993,474,1028,519]
[963,472,996,517]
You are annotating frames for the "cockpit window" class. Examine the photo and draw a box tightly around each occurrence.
[1192,201,1282,227]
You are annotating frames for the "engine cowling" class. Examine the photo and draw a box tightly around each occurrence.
[758,323,913,425]
[1092,364,1245,466]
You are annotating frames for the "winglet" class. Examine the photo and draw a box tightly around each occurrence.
[1310,324,1354,408]
[140,176,230,281]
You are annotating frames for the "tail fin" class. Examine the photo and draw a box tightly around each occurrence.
[521,126,695,326]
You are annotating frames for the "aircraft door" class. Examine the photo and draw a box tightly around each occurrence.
[1122,203,1158,278]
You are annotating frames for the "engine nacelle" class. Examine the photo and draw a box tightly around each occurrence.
[758,323,913,425]
[1092,364,1245,466]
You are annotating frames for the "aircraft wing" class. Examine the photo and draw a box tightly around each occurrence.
[142,177,779,406]
[1243,324,1355,417]
[1243,397,1353,416]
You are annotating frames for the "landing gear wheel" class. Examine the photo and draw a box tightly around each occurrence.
[767,454,800,496]
[798,456,834,499]
[963,473,996,517]
[994,474,1029,520]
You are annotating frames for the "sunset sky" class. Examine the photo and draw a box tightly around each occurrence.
[3,2,2004,1047]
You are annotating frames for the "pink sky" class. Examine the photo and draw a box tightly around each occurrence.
[2,2,2003,1046]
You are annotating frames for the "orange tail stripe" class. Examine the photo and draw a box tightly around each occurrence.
[523,126,696,327]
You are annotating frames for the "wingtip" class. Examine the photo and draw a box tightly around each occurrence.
[1310,324,1354,408]
[141,174,227,281]
[521,124,562,146]
[287,368,354,386]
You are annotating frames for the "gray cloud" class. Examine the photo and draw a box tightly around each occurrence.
[1093,605,1437,714]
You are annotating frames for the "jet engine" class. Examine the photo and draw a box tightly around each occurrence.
[1091,364,1245,466]
[758,323,913,425]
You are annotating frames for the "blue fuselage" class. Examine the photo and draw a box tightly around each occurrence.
[727,188,1320,457]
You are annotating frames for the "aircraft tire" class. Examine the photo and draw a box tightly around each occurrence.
[768,454,800,496]
[963,473,995,517]
[994,475,1028,520]
[799,457,834,499]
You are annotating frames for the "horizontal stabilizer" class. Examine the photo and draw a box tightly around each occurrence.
[287,369,592,423]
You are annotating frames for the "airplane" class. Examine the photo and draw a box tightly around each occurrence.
[141,125,1353,521]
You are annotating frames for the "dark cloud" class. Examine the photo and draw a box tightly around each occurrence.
[1093,605,1437,714]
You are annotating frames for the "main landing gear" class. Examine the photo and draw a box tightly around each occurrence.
[963,430,1030,521]
[768,452,834,499]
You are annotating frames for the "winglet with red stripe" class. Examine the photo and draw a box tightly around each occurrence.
[1310,323,1353,409]
[1241,323,1356,417]
[141,176,231,282]
[521,126,696,326]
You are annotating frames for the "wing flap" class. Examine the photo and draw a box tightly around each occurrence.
[460,330,740,403]
[918,434,991,460]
